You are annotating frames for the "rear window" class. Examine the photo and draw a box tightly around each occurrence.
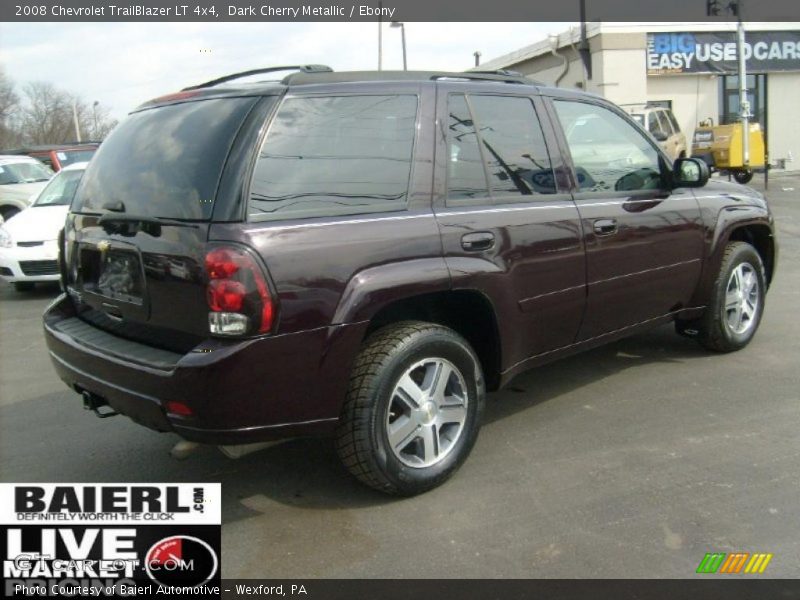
[59,149,96,167]
[73,98,257,220]
[248,94,418,221]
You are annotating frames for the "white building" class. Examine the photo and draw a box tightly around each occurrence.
[478,22,800,168]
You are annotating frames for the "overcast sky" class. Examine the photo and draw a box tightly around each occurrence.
[0,22,572,120]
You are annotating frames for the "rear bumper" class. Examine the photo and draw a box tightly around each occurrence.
[44,294,366,444]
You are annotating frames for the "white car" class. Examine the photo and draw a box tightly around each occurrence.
[0,155,54,221]
[0,162,87,292]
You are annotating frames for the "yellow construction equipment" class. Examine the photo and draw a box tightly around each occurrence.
[692,119,766,184]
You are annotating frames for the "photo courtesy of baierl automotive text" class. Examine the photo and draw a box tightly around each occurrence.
[0,0,799,597]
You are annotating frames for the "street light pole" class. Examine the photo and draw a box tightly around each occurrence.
[391,21,407,71]
[736,1,750,167]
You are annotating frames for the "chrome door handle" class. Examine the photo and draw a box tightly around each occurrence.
[461,232,495,251]
[593,219,618,236]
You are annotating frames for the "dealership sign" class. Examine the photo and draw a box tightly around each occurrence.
[0,483,221,598]
[647,31,800,74]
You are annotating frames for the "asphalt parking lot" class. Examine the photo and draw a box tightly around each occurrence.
[1,172,798,579]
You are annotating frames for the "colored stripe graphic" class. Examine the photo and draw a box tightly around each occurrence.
[697,553,726,574]
[719,553,749,573]
[744,553,773,574]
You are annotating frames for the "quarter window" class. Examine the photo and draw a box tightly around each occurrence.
[249,95,418,220]
[666,111,681,134]
[657,111,674,135]
[648,112,666,137]
[553,101,664,193]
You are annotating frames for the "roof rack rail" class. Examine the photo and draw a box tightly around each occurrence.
[183,65,333,90]
[278,69,544,87]
[433,70,543,85]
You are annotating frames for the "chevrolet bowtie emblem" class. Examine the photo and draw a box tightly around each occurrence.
[97,240,111,252]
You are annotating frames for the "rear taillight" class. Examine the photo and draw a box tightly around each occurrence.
[205,246,274,336]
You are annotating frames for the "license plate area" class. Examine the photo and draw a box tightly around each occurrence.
[80,246,145,306]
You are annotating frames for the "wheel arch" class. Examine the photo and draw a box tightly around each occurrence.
[691,211,776,307]
[728,223,776,286]
[365,290,503,392]
[0,199,26,219]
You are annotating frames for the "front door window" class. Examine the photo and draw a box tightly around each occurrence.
[553,101,664,193]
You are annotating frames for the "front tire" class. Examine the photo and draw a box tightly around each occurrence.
[697,241,766,352]
[13,282,35,292]
[733,169,754,184]
[336,321,485,496]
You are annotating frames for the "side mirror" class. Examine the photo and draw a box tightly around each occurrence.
[673,157,710,188]
[652,131,669,142]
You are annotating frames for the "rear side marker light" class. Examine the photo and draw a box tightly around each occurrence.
[205,246,274,336]
[166,401,193,417]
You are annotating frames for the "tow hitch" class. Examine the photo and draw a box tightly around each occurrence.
[81,390,119,418]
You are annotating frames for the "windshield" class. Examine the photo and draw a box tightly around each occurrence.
[58,149,96,167]
[33,169,85,206]
[73,97,257,219]
[0,161,53,185]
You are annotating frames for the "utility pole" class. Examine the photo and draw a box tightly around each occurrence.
[391,22,407,71]
[92,101,99,139]
[736,1,750,168]
[473,51,481,67]
[72,101,81,143]
[378,1,383,71]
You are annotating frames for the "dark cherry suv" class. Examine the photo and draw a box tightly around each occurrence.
[44,66,777,495]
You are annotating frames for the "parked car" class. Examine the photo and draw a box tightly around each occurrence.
[625,105,689,161]
[4,143,100,172]
[0,155,54,221]
[0,162,87,291]
[43,67,776,496]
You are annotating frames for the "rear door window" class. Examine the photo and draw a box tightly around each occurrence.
[446,94,489,202]
[73,97,257,220]
[446,93,555,205]
[248,94,418,221]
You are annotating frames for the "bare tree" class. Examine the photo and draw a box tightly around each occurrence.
[0,68,20,148]
[16,81,118,146]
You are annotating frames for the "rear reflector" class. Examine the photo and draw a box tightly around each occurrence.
[205,246,274,336]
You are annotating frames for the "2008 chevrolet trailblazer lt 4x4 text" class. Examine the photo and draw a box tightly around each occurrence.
[44,66,777,495]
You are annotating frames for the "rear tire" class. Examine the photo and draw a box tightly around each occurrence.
[696,241,766,352]
[13,282,35,292]
[335,321,485,496]
[733,169,754,184]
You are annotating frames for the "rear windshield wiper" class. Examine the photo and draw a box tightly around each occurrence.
[98,213,200,232]
[98,213,199,228]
